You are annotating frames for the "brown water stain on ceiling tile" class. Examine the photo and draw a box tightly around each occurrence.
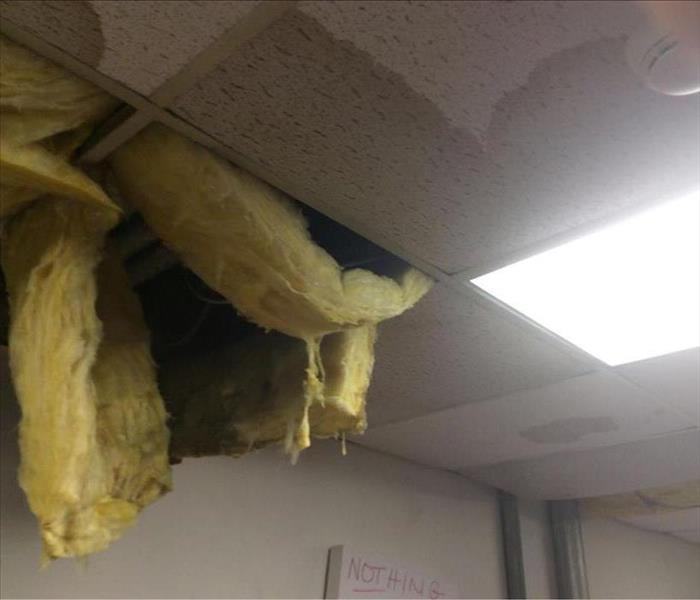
[520,415,619,444]
[173,6,700,274]
[0,0,260,95]
[174,9,486,269]
[298,0,642,138]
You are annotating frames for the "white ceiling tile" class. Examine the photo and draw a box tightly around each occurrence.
[0,0,260,95]
[298,1,639,138]
[674,530,700,545]
[173,2,700,273]
[616,348,700,425]
[360,370,691,470]
[464,429,700,500]
[368,284,589,425]
[619,508,700,534]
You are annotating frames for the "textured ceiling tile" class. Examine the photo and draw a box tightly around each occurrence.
[616,348,700,425]
[359,370,692,470]
[464,428,700,500]
[298,0,637,137]
[0,0,259,95]
[619,508,700,534]
[173,2,700,273]
[366,283,589,426]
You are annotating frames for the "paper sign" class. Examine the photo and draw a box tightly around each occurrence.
[324,545,460,599]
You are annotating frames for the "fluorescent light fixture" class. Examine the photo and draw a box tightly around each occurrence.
[471,192,700,366]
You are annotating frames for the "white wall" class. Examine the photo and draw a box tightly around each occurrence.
[0,387,506,599]
[582,517,700,599]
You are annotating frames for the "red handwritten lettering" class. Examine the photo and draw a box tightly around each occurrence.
[359,562,385,585]
[387,569,401,590]
[409,577,425,595]
[343,554,451,598]
[429,580,446,599]
[347,557,361,581]
[374,566,387,585]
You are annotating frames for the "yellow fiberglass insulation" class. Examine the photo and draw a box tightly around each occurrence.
[163,325,376,461]
[1,33,430,557]
[0,37,170,559]
[109,124,433,342]
[2,199,171,559]
[109,125,431,456]
[0,37,118,219]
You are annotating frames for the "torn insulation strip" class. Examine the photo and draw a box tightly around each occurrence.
[2,199,171,559]
[1,36,169,559]
[109,124,433,341]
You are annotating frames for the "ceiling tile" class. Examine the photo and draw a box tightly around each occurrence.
[0,0,259,95]
[297,1,635,138]
[367,284,589,425]
[616,348,700,425]
[674,530,700,544]
[173,2,700,273]
[359,370,692,470]
[464,429,700,500]
[619,508,700,534]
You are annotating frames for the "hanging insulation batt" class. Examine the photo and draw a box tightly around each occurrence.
[1,33,432,557]
[109,125,432,456]
[0,37,171,559]
[109,124,432,342]
[164,325,376,459]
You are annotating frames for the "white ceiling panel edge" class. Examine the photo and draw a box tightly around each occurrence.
[148,1,295,106]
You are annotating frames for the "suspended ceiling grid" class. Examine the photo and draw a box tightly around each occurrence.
[1,0,698,536]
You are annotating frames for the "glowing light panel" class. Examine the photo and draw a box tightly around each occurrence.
[472,193,700,366]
